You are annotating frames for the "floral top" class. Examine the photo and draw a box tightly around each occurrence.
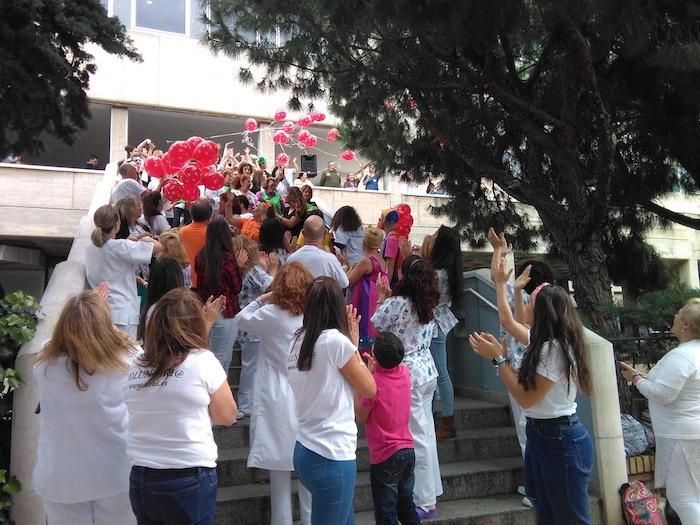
[434,269,459,336]
[371,296,437,388]
[503,283,529,370]
[237,265,273,343]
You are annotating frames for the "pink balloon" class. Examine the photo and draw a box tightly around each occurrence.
[167,141,192,169]
[179,163,203,186]
[203,171,225,190]
[192,140,219,166]
[276,153,290,167]
[273,130,290,144]
[282,121,295,134]
[274,109,287,121]
[297,129,311,142]
[341,150,355,161]
[304,135,318,148]
[311,111,326,122]
[182,183,200,202]
[143,156,165,178]
[162,181,183,202]
[245,118,258,132]
[297,115,313,128]
[186,136,204,150]
[326,128,340,142]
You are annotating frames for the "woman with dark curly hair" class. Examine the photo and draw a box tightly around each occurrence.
[371,255,442,519]
[330,205,364,267]
[235,263,314,524]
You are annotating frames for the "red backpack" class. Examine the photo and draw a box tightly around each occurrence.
[620,481,667,525]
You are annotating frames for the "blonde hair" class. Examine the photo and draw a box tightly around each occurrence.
[91,205,120,247]
[231,235,259,274]
[363,226,384,251]
[116,196,139,224]
[680,298,700,338]
[37,291,135,390]
[159,230,189,265]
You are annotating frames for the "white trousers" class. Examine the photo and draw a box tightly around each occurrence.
[410,377,443,508]
[269,470,312,525]
[238,340,259,411]
[508,392,527,457]
[666,443,700,524]
[43,491,135,525]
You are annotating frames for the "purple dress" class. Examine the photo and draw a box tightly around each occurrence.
[350,256,384,351]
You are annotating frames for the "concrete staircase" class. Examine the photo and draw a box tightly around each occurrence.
[216,348,602,524]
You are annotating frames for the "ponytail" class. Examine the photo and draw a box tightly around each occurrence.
[91,205,119,247]
[91,228,109,247]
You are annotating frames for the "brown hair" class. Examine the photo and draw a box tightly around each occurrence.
[37,291,135,390]
[91,204,120,247]
[140,288,208,387]
[270,262,313,315]
[231,235,259,274]
[158,230,189,266]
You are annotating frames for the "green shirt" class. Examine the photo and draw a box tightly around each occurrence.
[319,170,342,187]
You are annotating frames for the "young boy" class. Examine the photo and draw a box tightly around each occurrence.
[356,332,419,524]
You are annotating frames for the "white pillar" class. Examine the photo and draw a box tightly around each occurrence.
[584,329,627,525]
[679,258,700,288]
[109,106,129,164]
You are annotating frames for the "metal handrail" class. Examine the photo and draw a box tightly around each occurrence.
[464,288,498,311]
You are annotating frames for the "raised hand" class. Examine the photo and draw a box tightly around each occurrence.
[267,252,279,274]
[203,295,226,327]
[493,256,513,284]
[236,249,249,269]
[346,304,361,347]
[469,332,506,360]
[514,265,532,291]
[487,227,509,251]
[257,252,269,272]
[399,237,413,260]
[95,282,110,300]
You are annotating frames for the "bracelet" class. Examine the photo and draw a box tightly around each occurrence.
[631,371,641,378]
[492,356,510,368]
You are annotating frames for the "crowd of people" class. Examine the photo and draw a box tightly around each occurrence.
[28,139,700,525]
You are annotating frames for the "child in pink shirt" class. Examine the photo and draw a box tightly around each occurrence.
[356,332,419,524]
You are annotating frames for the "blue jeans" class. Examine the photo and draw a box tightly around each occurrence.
[293,442,356,525]
[129,466,217,525]
[524,416,593,525]
[208,315,237,372]
[430,328,454,417]
[370,449,420,525]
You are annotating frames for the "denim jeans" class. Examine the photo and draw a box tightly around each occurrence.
[430,328,454,417]
[129,466,218,525]
[208,315,237,373]
[524,416,593,525]
[293,442,356,525]
[370,448,420,525]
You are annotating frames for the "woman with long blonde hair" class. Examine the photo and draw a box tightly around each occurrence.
[158,229,192,288]
[33,290,138,525]
[125,288,236,525]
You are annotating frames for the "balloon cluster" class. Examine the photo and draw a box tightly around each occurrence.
[143,136,225,202]
[394,203,414,238]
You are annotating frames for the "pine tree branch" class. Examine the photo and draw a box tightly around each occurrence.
[643,201,700,229]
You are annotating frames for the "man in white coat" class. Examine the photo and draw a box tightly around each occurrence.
[287,215,349,288]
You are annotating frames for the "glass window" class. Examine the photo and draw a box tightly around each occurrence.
[190,0,208,39]
[113,0,131,25]
[136,0,186,34]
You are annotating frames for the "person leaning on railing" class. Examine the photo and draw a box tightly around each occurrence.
[619,299,700,524]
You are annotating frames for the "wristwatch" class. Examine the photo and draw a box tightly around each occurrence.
[492,356,510,368]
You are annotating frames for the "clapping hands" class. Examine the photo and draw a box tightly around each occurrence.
[346,304,361,347]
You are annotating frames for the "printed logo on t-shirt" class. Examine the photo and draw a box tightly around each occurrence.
[287,350,315,371]
[128,367,184,389]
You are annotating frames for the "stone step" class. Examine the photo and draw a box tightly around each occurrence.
[216,426,520,487]
[213,397,512,450]
[214,457,523,525]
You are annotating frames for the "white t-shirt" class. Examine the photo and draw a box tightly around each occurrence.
[522,341,578,419]
[287,329,357,460]
[138,214,170,236]
[646,339,700,439]
[125,349,227,469]
[334,227,365,267]
[85,239,154,326]
[33,351,137,503]
[287,245,349,288]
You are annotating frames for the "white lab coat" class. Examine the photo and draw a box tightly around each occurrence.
[235,300,302,470]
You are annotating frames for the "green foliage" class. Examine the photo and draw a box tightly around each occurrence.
[205,0,700,328]
[0,0,141,157]
[611,284,700,333]
[0,469,20,524]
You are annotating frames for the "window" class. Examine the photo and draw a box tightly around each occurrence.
[113,0,132,25]
[136,0,186,34]
[190,0,208,39]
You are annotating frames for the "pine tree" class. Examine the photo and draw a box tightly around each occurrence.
[206,0,700,329]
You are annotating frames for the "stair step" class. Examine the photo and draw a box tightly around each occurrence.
[214,457,523,525]
[217,426,519,486]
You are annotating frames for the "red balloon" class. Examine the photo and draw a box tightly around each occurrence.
[297,115,313,128]
[326,128,340,142]
[276,153,290,167]
[304,134,318,148]
[168,141,192,169]
[203,171,225,190]
[192,140,219,166]
[162,181,183,202]
[273,130,290,144]
[182,183,200,202]
[311,111,326,122]
[245,118,258,132]
[396,203,412,216]
[179,163,203,186]
[297,129,311,142]
[143,156,164,178]
[160,154,175,175]
[341,150,355,161]
[186,136,204,150]
[282,121,295,134]
[274,109,287,121]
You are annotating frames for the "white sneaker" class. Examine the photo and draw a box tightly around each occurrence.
[522,497,533,508]
[516,486,527,496]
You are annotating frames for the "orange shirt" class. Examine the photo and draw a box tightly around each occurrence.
[178,222,208,287]
[240,218,261,242]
